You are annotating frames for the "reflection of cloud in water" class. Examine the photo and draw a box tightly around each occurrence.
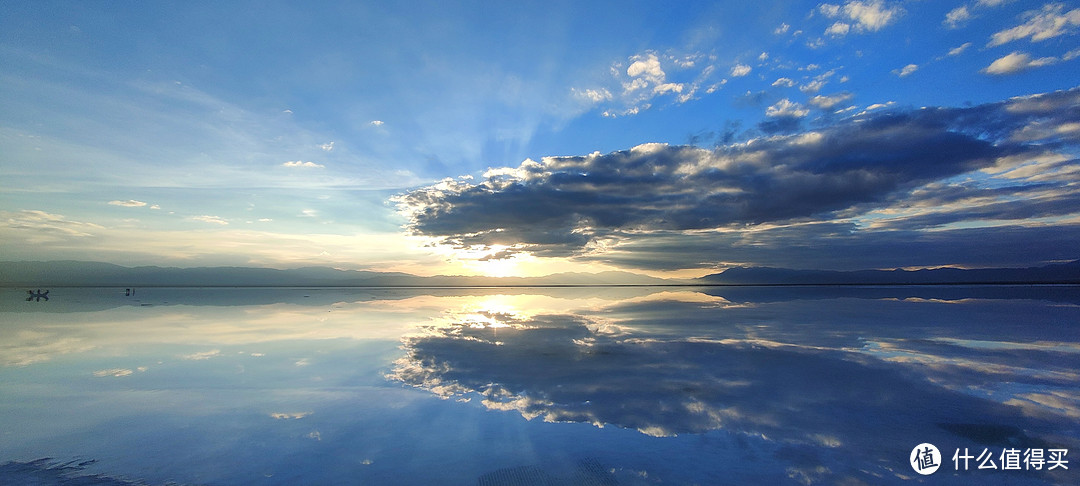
[391,301,1079,480]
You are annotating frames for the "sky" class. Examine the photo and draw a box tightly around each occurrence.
[1,0,1079,278]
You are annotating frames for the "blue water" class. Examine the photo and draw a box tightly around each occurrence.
[1,286,1077,484]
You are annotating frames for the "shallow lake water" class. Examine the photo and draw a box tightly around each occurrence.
[1,286,1078,485]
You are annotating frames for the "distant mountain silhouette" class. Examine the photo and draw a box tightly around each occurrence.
[697,260,1080,285]
[0,261,669,287]
[2,260,1077,287]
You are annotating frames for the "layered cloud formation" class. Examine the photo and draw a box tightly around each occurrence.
[395,88,1080,271]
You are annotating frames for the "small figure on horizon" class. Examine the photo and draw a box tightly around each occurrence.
[26,289,49,302]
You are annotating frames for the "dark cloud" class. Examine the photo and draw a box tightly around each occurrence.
[394,88,1080,270]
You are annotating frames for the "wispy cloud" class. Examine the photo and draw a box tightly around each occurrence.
[282,161,325,168]
[1,210,103,240]
[108,200,148,207]
[893,64,918,77]
[191,215,229,225]
[988,3,1080,47]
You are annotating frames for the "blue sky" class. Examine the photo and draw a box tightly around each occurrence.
[2,1,1079,277]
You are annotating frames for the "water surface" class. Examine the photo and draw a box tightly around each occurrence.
[1,286,1077,484]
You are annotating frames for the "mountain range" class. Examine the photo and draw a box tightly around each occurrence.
[1,260,1078,287]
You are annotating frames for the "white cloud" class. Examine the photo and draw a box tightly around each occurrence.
[269,412,312,420]
[574,87,613,103]
[947,43,973,57]
[775,23,791,35]
[819,1,903,36]
[826,21,851,37]
[627,53,666,82]
[282,161,325,168]
[766,98,810,118]
[319,141,334,151]
[191,215,228,225]
[772,77,797,87]
[730,64,752,77]
[181,349,222,360]
[983,52,1058,74]
[108,200,148,207]
[758,52,769,62]
[370,120,384,126]
[894,64,919,77]
[989,3,1080,46]
[809,92,855,109]
[800,80,826,94]
[945,6,972,28]
[1,210,103,239]
[976,0,1010,6]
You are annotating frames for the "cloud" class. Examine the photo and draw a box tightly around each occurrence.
[819,1,903,36]
[983,51,1058,74]
[989,3,1080,46]
[282,161,325,168]
[319,141,334,151]
[809,92,854,110]
[369,120,384,126]
[765,98,809,118]
[1,210,103,240]
[191,215,229,225]
[944,6,972,28]
[946,42,973,57]
[390,303,1070,456]
[108,200,148,207]
[577,50,725,117]
[772,77,796,87]
[730,64,752,77]
[893,64,918,77]
[627,53,665,82]
[394,88,1080,270]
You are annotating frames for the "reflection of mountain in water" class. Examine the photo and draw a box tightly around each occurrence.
[391,301,1079,483]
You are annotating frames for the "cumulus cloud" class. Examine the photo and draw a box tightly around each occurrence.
[108,200,148,207]
[989,3,1080,46]
[319,141,334,151]
[772,77,796,87]
[282,161,325,168]
[730,63,752,77]
[582,50,721,116]
[819,1,904,36]
[765,98,809,118]
[394,88,1080,271]
[893,64,918,77]
[983,51,1058,74]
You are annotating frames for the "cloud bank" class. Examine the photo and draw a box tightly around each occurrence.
[395,88,1080,271]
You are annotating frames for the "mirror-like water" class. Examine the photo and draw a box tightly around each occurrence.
[1,286,1077,485]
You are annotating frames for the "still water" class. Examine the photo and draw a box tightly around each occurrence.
[1,286,1078,485]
